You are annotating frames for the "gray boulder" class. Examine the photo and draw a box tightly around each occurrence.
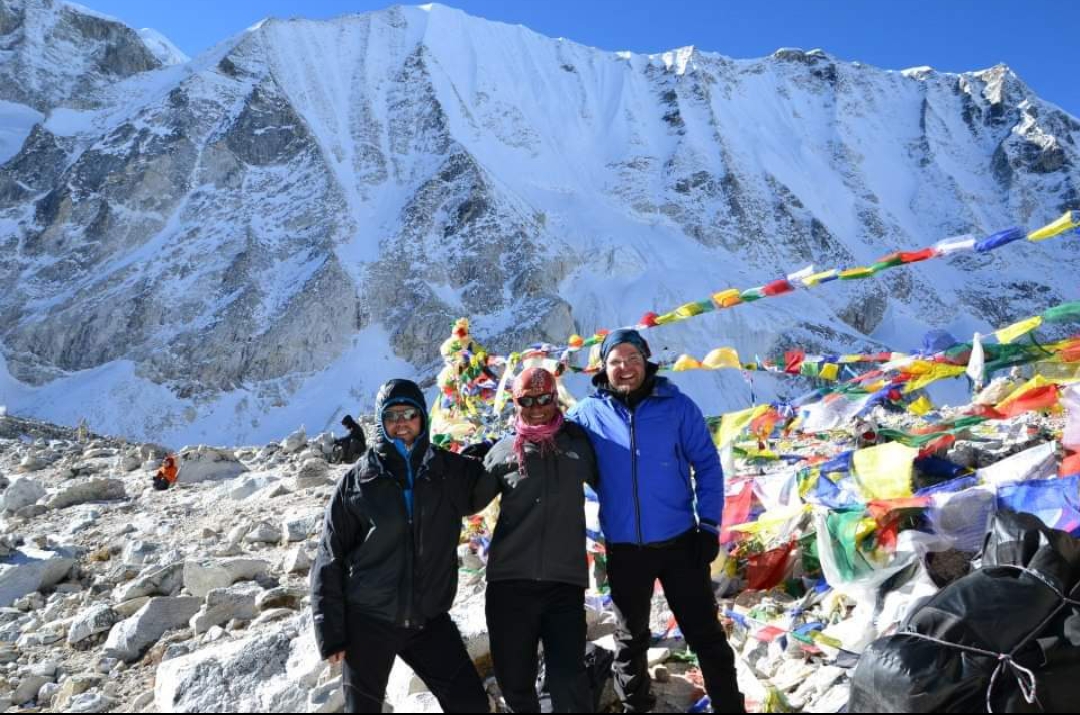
[176,447,247,484]
[114,561,184,602]
[2,476,45,512]
[68,604,119,645]
[282,509,323,543]
[102,597,202,662]
[46,478,126,510]
[154,614,321,712]
[183,558,271,598]
[0,547,76,607]
[190,582,261,635]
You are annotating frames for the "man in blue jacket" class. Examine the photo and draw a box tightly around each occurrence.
[568,329,744,713]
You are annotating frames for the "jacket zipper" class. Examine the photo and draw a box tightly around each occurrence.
[401,452,416,628]
[629,407,644,546]
[537,447,547,580]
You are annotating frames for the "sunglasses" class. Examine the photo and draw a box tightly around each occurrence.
[384,408,421,423]
[516,393,555,408]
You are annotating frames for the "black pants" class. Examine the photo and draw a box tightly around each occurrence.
[341,611,488,713]
[486,580,593,713]
[607,530,744,713]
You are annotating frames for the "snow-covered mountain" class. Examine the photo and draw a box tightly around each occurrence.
[1,0,1078,445]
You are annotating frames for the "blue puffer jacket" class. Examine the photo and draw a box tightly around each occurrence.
[567,375,724,545]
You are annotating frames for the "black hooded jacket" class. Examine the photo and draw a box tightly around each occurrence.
[310,379,483,657]
[473,421,598,587]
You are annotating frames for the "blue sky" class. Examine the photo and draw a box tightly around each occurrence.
[86,0,1079,118]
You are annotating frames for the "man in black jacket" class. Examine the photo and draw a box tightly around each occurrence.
[311,379,489,713]
[474,367,598,712]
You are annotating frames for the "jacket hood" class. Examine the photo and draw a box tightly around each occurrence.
[373,379,429,444]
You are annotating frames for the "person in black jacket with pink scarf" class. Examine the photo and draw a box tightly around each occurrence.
[473,367,599,713]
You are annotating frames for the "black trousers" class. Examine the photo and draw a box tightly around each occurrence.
[341,611,488,713]
[486,580,593,713]
[607,530,744,713]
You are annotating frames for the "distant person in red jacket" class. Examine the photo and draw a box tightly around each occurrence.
[152,454,179,491]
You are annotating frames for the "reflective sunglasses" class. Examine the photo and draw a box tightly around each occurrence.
[516,393,555,408]
[384,407,421,423]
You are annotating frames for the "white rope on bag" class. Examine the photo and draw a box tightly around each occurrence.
[900,631,1040,712]
[900,563,1080,713]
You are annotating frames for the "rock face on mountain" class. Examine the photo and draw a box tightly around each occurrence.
[1,2,1078,443]
[0,0,172,113]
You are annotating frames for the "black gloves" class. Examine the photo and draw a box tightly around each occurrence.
[460,441,493,461]
[697,527,721,565]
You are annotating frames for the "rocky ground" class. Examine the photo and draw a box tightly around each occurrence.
[0,407,1068,713]
[0,409,783,713]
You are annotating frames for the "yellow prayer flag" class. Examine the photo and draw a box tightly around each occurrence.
[903,364,968,393]
[839,267,874,280]
[839,354,863,364]
[820,363,840,381]
[712,289,742,308]
[994,315,1044,345]
[654,311,679,325]
[714,405,770,449]
[726,505,808,535]
[996,374,1056,410]
[802,269,838,287]
[1028,210,1080,242]
[864,380,888,393]
[852,441,918,500]
[703,347,741,370]
[675,301,706,319]
[908,395,934,416]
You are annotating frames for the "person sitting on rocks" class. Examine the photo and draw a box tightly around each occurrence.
[472,366,598,713]
[152,454,179,491]
[310,378,490,714]
[331,414,367,464]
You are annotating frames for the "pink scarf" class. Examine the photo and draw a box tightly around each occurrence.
[513,411,564,477]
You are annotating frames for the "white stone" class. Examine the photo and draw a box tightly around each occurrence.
[190,582,261,635]
[113,597,152,618]
[243,522,282,544]
[37,681,60,705]
[398,691,444,713]
[647,647,670,667]
[154,614,320,712]
[47,478,127,510]
[120,540,158,567]
[254,586,303,611]
[68,604,119,645]
[67,692,113,713]
[102,597,202,663]
[118,455,142,472]
[282,548,311,575]
[176,446,248,485]
[2,477,45,513]
[0,547,76,607]
[114,562,184,602]
[291,458,333,491]
[308,676,345,713]
[280,429,307,454]
[225,475,279,501]
[182,558,270,598]
[17,454,47,473]
[282,509,323,543]
[13,673,50,705]
[250,608,293,627]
